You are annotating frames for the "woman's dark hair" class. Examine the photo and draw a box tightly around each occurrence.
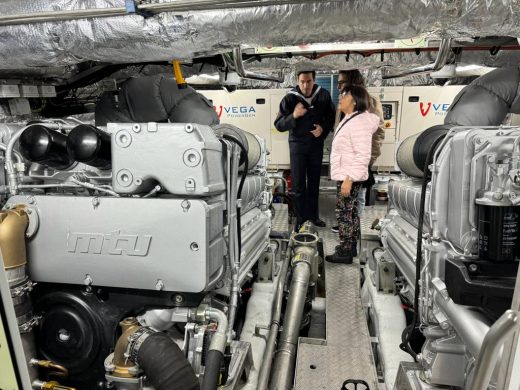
[338,70,366,87]
[341,85,369,112]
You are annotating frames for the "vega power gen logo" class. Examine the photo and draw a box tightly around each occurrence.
[419,102,451,117]
[214,105,257,119]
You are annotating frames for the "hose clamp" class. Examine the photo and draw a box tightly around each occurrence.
[126,327,155,363]
[19,315,41,333]
[11,280,35,298]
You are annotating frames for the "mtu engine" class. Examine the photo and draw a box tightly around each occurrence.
[376,68,520,389]
[0,118,272,390]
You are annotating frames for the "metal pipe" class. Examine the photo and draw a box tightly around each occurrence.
[232,46,284,83]
[206,307,228,353]
[269,260,311,390]
[383,38,452,79]
[470,310,519,390]
[29,359,69,377]
[0,143,23,164]
[434,290,491,359]
[224,140,240,342]
[257,240,293,390]
[69,178,119,197]
[5,126,30,194]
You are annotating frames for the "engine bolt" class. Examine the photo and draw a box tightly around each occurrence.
[468,263,479,273]
[155,279,165,291]
[174,294,184,304]
[84,274,93,286]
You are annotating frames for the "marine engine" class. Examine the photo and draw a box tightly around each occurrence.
[373,68,520,389]
[0,118,273,390]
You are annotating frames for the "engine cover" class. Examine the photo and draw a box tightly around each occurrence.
[7,195,225,292]
[108,122,225,195]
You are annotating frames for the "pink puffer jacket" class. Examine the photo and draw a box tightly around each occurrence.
[330,111,380,182]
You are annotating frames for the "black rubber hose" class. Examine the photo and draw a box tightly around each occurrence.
[201,349,224,390]
[222,134,248,200]
[222,134,249,259]
[136,332,200,390]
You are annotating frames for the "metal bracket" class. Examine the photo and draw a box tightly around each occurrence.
[124,0,152,17]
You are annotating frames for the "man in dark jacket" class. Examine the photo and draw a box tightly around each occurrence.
[274,70,336,228]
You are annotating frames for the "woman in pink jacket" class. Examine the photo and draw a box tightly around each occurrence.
[326,85,380,263]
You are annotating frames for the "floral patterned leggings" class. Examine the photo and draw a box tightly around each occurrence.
[335,181,362,255]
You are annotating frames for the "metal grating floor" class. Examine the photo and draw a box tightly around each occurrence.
[360,205,388,240]
[271,203,290,238]
[294,194,387,390]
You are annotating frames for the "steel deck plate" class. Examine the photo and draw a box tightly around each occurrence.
[271,203,290,238]
[294,194,380,390]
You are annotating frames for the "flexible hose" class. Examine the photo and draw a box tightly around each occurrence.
[136,332,199,390]
[201,349,224,390]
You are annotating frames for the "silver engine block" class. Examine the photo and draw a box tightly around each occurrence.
[0,120,273,390]
[381,126,520,388]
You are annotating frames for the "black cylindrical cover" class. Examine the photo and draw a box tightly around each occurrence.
[412,124,452,173]
[19,125,74,170]
[396,124,452,178]
[67,124,111,169]
[478,205,520,262]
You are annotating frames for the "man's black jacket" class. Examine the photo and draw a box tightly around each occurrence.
[274,85,335,150]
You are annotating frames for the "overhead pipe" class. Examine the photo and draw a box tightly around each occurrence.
[2,2,519,73]
[383,38,452,79]
[232,47,284,83]
[0,0,270,26]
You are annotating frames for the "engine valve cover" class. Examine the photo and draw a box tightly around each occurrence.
[7,195,225,292]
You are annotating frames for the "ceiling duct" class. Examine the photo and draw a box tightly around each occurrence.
[0,0,519,74]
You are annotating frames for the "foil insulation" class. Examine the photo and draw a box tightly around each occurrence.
[0,0,518,72]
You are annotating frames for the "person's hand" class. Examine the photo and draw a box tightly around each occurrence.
[293,103,307,119]
[341,179,352,197]
[310,124,323,138]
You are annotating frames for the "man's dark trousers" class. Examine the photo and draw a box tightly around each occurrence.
[290,143,323,226]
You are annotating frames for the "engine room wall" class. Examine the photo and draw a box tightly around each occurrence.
[200,85,468,171]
